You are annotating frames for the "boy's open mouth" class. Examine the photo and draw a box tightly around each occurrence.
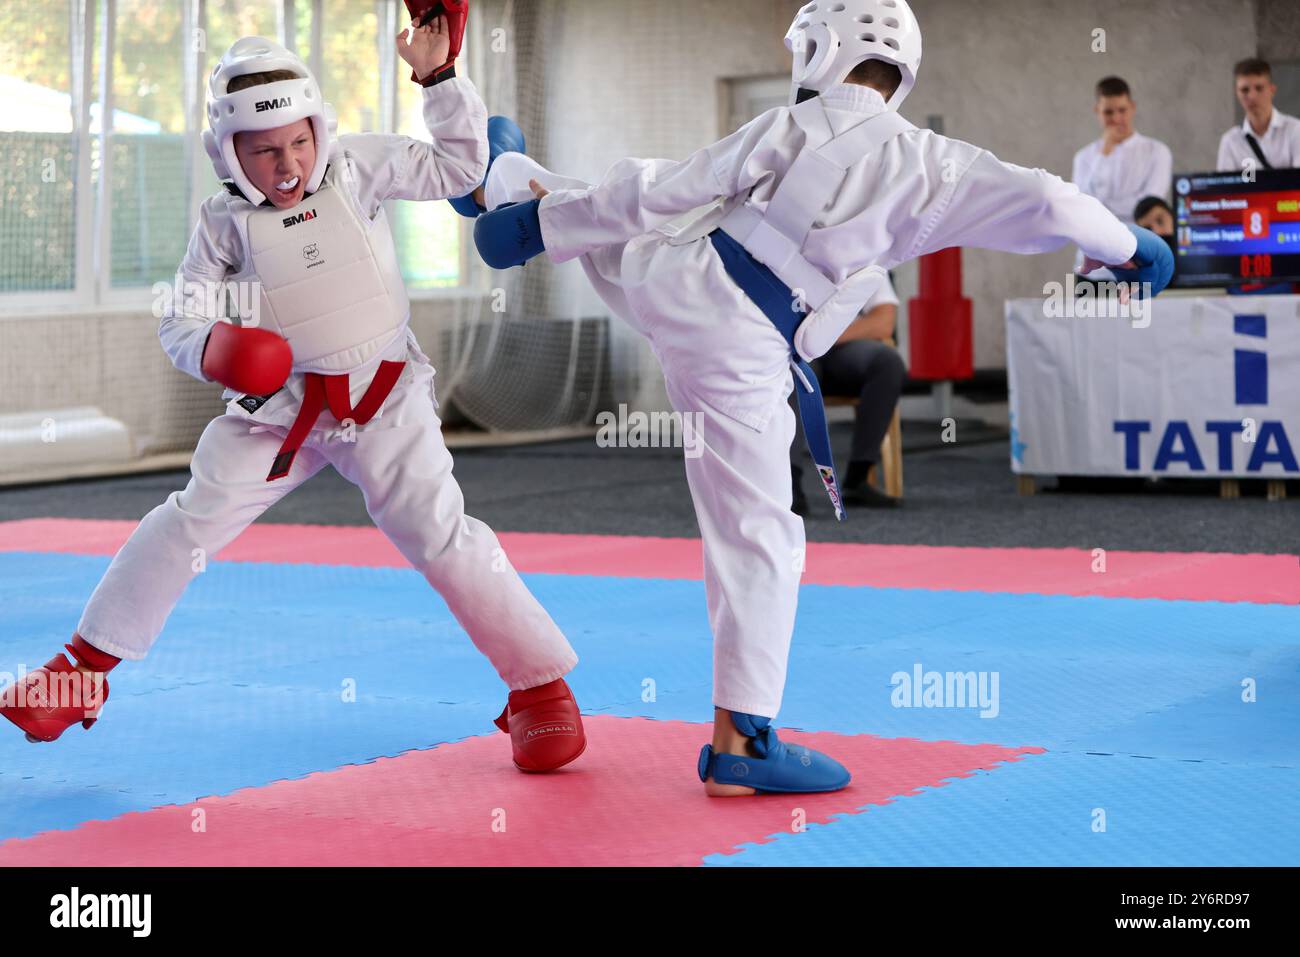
[275,175,301,198]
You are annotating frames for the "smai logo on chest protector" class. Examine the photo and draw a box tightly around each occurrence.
[282,209,317,228]
[254,96,292,112]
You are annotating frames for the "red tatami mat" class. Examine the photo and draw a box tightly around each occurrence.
[0,716,1043,866]
[0,518,1293,603]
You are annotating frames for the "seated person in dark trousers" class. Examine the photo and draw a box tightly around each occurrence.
[791,274,906,514]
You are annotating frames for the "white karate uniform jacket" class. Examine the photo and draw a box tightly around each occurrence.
[489,82,1137,717]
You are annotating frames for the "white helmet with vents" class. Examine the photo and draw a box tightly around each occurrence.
[202,37,337,206]
[785,0,922,109]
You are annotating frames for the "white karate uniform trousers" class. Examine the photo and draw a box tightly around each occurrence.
[487,153,804,718]
[77,358,578,692]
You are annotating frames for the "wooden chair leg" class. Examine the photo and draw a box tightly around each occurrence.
[1219,479,1240,500]
[1266,480,1286,501]
[885,407,903,497]
[1016,475,1036,496]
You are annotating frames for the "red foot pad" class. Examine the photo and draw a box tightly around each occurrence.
[0,637,114,743]
[494,677,586,772]
[0,717,1044,866]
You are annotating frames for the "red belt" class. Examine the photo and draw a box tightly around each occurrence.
[266,360,406,481]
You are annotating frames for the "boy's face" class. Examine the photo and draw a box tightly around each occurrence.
[1094,94,1135,139]
[1136,205,1174,238]
[233,118,316,208]
[1235,72,1276,119]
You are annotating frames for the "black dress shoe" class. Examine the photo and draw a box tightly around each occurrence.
[842,481,902,508]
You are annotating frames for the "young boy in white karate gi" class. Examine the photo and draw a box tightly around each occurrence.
[467,0,1172,794]
[1,6,587,774]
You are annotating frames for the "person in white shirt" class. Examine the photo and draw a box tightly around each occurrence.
[1216,58,1300,173]
[1073,76,1172,280]
[470,0,1170,796]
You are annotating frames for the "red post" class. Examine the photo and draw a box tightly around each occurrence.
[907,247,973,380]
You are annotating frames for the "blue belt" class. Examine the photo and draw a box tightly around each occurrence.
[709,229,844,520]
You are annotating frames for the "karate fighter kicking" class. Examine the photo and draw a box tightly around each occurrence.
[463,0,1173,794]
[1,3,587,774]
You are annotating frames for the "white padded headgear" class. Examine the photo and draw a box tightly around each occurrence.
[202,37,337,206]
[785,0,922,109]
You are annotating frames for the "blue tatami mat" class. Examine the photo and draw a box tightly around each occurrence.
[1,550,1296,863]
[705,750,1300,866]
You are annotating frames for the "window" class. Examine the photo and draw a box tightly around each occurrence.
[0,0,467,307]
[392,4,464,289]
[0,0,83,293]
[320,0,381,134]
[108,0,188,287]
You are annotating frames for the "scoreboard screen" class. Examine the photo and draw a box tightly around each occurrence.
[1172,168,1300,288]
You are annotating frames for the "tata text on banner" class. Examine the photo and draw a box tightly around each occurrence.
[1005,296,1299,479]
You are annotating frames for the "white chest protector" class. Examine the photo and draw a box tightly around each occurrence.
[230,161,410,375]
[713,97,916,360]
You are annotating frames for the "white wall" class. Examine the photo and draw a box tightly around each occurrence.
[538,0,795,180]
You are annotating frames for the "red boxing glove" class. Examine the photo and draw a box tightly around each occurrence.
[405,0,468,86]
[201,322,293,396]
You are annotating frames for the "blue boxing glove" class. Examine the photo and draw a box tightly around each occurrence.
[1109,224,1175,297]
[473,198,546,270]
[448,116,526,218]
